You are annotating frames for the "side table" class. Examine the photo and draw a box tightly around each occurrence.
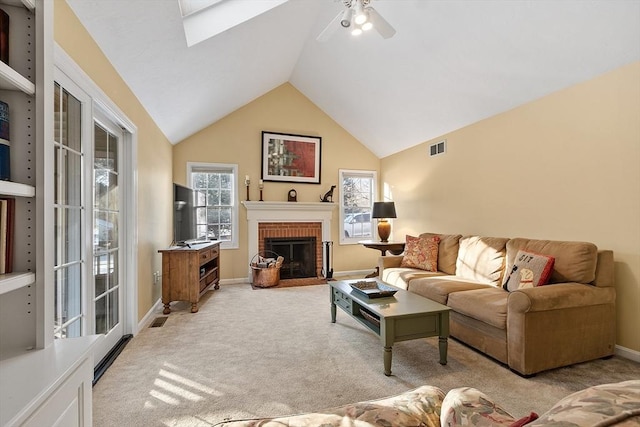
[359,240,406,278]
[158,241,220,313]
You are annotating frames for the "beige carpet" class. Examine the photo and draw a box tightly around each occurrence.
[251,277,328,289]
[93,283,640,427]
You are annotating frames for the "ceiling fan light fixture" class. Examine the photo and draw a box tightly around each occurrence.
[353,0,367,25]
[316,0,396,42]
[354,13,367,25]
[340,8,353,28]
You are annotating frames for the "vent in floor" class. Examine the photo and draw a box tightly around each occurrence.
[150,316,168,328]
[429,140,446,157]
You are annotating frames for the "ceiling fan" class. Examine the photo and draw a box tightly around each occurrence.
[317,0,396,41]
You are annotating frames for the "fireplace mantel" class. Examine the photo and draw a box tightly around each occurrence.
[242,201,336,215]
[242,201,337,278]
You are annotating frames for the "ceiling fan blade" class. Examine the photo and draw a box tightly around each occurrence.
[367,6,396,39]
[316,11,343,42]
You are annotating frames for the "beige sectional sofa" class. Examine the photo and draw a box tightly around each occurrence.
[379,233,616,376]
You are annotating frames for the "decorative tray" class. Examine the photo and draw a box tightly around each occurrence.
[349,280,398,298]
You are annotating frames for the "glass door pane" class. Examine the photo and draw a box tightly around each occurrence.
[93,122,121,336]
[53,82,84,339]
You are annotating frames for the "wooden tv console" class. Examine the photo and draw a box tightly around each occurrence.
[158,241,220,314]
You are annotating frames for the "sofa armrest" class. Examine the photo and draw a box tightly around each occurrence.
[529,380,640,427]
[509,283,616,313]
[378,254,403,275]
[593,250,614,287]
[507,283,616,375]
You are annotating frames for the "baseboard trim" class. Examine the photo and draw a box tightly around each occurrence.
[615,344,640,362]
[138,298,163,331]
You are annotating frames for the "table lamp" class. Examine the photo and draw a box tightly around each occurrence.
[372,202,397,242]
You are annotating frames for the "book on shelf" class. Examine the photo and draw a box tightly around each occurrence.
[0,100,9,181]
[0,8,8,65]
[0,197,14,274]
[0,199,6,273]
[4,197,13,273]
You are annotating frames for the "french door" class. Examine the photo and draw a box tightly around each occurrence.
[54,70,126,365]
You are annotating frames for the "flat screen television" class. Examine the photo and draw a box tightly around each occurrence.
[173,183,206,245]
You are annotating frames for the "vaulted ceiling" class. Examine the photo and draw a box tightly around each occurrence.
[66,0,640,158]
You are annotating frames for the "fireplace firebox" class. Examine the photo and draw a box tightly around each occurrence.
[265,237,317,279]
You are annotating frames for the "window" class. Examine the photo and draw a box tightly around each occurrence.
[340,169,377,244]
[188,162,239,249]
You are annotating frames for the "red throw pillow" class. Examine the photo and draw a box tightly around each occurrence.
[503,250,555,292]
[509,412,539,427]
[400,235,440,272]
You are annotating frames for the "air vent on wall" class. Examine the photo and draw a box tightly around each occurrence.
[429,140,446,157]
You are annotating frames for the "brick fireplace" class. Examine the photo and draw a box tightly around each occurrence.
[242,201,336,279]
[260,222,322,277]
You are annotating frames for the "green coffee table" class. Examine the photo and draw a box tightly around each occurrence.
[330,279,450,376]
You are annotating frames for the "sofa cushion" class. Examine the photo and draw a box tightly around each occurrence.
[447,287,508,329]
[441,386,521,427]
[401,234,440,271]
[381,267,447,290]
[506,238,598,284]
[455,236,509,286]
[408,276,493,305]
[502,250,555,291]
[215,385,445,427]
[529,380,640,427]
[419,232,462,275]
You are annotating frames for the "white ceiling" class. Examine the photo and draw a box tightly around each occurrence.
[65,0,640,158]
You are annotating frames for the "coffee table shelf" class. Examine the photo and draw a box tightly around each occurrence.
[330,279,450,376]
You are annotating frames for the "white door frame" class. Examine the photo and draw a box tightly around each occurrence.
[54,45,139,344]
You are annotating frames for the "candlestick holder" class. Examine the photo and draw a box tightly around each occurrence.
[245,179,250,201]
[259,189,263,202]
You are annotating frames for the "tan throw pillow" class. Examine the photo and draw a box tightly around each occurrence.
[401,235,440,271]
[502,250,555,292]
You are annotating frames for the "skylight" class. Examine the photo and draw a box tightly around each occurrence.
[179,0,289,47]
[178,0,226,17]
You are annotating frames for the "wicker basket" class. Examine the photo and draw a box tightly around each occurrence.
[250,251,284,288]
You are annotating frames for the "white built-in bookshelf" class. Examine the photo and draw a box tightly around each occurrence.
[0,0,38,352]
[0,2,100,426]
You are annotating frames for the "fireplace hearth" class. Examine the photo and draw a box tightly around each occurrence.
[265,237,317,279]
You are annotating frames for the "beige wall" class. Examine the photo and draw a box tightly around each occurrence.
[173,83,381,278]
[381,61,640,353]
[56,1,174,321]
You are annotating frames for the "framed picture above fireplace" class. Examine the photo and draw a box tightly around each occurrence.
[262,131,321,184]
